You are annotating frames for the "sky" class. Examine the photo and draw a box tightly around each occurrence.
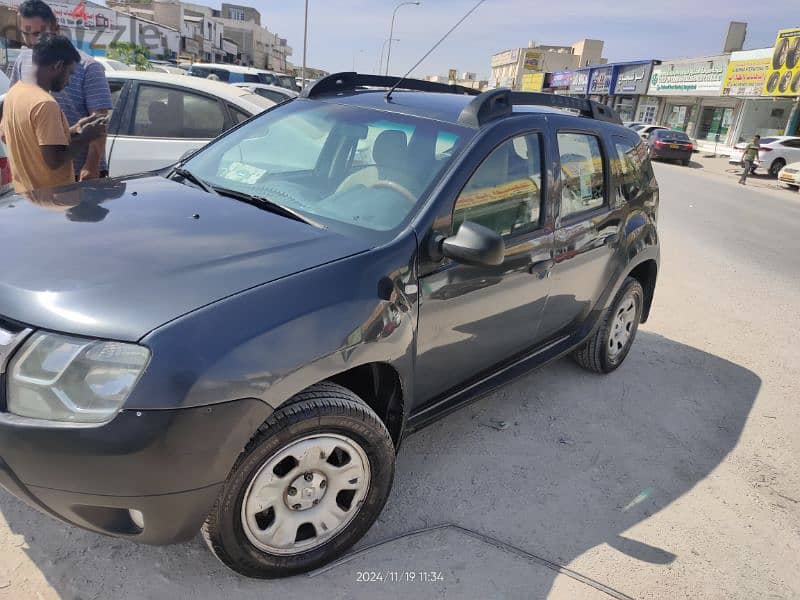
[191,0,799,78]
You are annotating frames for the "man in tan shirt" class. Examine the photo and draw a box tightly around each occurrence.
[0,33,104,193]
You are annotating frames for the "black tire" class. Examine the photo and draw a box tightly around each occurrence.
[202,382,395,578]
[769,159,786,178]
[573,277,644,374]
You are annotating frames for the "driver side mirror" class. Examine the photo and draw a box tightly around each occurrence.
[439,221,505,267]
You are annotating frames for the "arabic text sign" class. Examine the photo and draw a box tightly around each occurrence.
[649,57,728,96]
[723,58,770,96]
[521,72,544,92]
[569,70,590,94]
[762,28,800,97]
[589,66,612,95]
[11,0,117,29]
[613,63,652,95]
[491,48,519,68]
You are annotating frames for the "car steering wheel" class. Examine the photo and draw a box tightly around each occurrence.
[370,180,417,204]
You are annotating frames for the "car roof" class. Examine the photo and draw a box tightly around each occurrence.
[313,90,623,130]
[189,63,269,75]
[231,82,299,96]
[105,71,274,111]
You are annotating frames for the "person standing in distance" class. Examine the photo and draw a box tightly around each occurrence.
[1,34,105,193]
[11,0,113,181]
[738,135,761,185]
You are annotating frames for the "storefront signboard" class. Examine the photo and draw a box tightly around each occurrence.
[763,27,800,96]
[723,57,770,96]
[589,66,613,95]
[569,69,590,94]
[649,57,728,96]
[613,63,652,95]
[521,72,545,92]
[547,71,573,89]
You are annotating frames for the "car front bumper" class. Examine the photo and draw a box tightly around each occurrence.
[0,398,272,544]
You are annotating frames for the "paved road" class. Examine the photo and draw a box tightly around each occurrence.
[1,163,798,600]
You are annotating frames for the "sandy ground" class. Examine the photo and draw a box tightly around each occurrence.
[1,162,799,599]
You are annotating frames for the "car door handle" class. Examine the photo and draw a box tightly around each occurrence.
[528,259,552,279]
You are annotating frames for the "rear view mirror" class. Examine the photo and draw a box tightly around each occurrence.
[441,221,505,267]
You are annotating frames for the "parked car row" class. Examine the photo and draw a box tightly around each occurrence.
[186,63,300,92]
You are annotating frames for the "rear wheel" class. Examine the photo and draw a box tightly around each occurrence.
[769,159,786,178]
[202,382,395,578]
[573,277,644,374]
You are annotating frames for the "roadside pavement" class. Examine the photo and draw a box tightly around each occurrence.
[681,152,800,199]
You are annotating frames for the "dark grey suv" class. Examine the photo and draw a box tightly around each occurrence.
[0,73,659,578]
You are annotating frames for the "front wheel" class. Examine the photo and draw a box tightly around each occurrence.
[573,277,644,374]
[202,382,395,578]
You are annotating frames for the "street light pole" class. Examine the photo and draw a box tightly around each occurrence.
[378,38,399,74]
[301,0,308,87]
[385,1,420,76]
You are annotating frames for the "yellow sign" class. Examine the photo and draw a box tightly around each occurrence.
[523,50,542,72]
[723,58,770,96]
[521,72,544,92]
[763,27,800,96]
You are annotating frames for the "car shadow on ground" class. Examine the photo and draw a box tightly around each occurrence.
[0,331,759,599]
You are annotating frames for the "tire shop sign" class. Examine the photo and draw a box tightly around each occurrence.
[723,53,770,97]
[763,28,800,96]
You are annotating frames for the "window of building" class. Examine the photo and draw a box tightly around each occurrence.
[133,85,227,139]
[228,7,246,20]
[453,134,543,237]
[557,132,605,217]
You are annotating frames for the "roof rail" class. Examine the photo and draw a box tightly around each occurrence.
[302,72,482,99]
[458,89,623,127]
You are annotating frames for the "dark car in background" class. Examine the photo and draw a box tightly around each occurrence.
[0,73,659,579]
[647,129,694,165]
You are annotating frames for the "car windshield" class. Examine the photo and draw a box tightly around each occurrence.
[106,59,131,71]
[278,75,296,88]
[184,99,472,237]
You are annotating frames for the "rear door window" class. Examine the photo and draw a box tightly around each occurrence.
[557,132,606,218]
[613,137,652,202]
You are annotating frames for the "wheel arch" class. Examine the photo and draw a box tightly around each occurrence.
[627,258,658,323]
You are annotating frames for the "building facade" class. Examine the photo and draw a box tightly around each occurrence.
[489,39,606,91]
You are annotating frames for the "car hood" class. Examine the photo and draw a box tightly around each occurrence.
[0,176,372,341]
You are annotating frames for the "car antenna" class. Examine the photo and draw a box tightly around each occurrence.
[386,0,489,100]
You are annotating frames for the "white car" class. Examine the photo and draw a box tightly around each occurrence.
[231,82,298,104]
[729,136,800,177]
[94,56,135,72]
[637,125,669,140]
[778,161,800,190]
[104,72,274,176]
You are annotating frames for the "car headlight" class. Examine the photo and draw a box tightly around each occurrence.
[7,332,150,423]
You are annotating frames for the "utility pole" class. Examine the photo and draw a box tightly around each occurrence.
[385,1,420,76]
[302,0,308,87]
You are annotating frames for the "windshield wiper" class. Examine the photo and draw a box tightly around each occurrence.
[213,186,323,228]
[171,167,217,196]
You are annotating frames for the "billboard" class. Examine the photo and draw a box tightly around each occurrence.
[491,48,519,68]
[723,57,770,96]
[763,28,800,96]
[521,72,544,92]
[11,0,116,29]
[523,50,542,73]
[649,57,728,96]
[547,71,573,88]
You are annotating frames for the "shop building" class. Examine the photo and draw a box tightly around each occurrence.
[612,61,657,122]
[648,55,733,146]
[489,39,605,90]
